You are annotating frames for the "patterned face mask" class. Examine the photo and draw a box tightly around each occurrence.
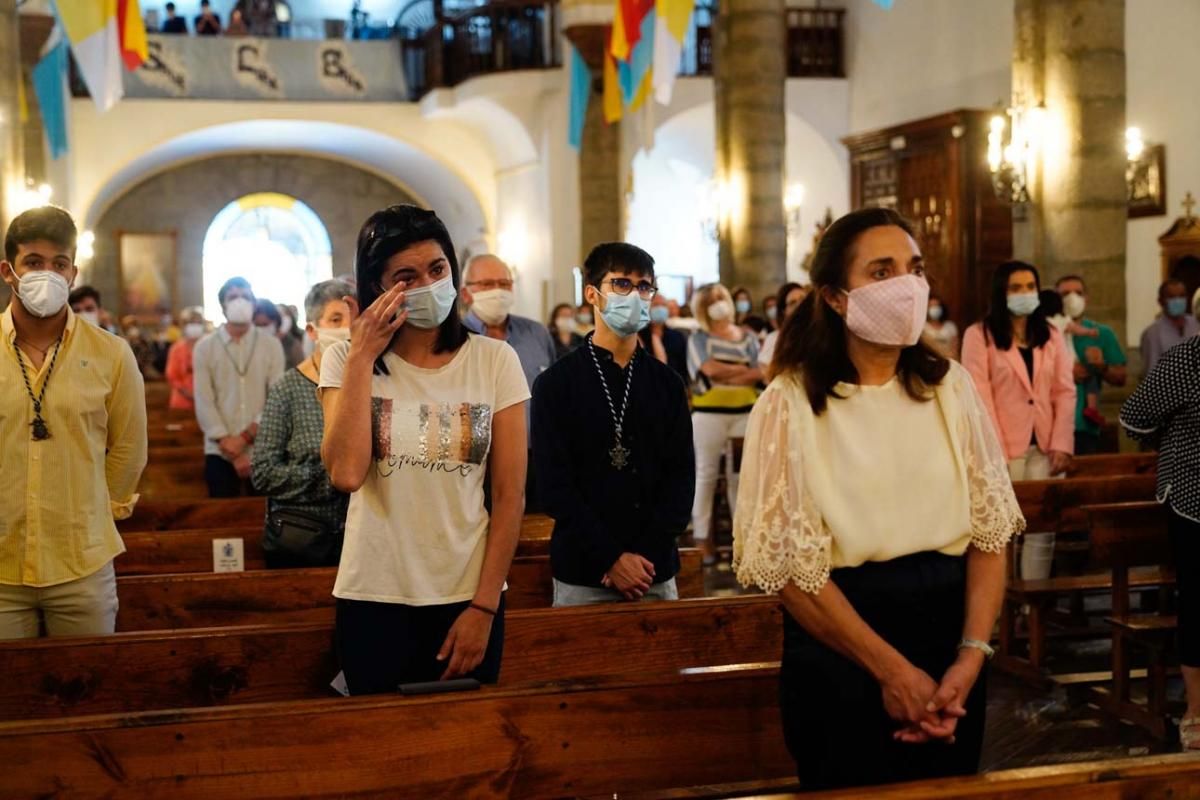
[842,274,930,347]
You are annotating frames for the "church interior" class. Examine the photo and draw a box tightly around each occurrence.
[2,0,1200,796]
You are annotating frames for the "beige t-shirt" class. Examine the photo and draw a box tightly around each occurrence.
[733,361,1025,594]
[319,336,530,605]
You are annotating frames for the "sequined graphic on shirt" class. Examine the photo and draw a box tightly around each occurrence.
[372,400,493,478]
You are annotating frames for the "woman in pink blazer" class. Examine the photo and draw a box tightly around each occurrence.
[961,261,1076,480]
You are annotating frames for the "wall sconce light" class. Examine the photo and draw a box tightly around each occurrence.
[987,100,1045,206]
[77,230,96,264]
[11,180,53,216]
[784,183,805,235]
[496,226,529,271]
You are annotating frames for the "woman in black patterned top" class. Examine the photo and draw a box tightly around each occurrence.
[1121,334,1200,749]
[251,279,354,567]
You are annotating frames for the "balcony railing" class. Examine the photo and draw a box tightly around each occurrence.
[681,5,844,78]
[404,0,561,99]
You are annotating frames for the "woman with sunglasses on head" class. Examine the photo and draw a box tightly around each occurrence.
[687,283,762,565]
[734,208,1023,790]
[319,205,529,694]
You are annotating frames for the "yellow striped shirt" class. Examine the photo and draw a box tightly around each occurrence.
[0,309,147,587]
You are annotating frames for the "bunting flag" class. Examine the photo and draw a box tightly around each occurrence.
[567,45,591,150]
[872,0,895,8]
[603,51,623,123]
[118,0,149,71]
[55,0,148,112]
[32,26,70,159]
[652,0,694,105]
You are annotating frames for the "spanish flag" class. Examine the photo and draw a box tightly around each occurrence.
[55,0,147,112]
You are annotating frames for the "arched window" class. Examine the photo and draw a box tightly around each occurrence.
[202,192,332,321]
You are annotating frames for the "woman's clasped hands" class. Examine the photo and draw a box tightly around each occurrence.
[881,648,986,745]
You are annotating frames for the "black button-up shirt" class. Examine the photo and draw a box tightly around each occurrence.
[531,335,695,587]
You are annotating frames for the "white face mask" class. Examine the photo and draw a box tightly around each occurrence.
[707,299,734,322]
[78,310,101,327]
[470,288,515,326]
[257,323,279,338]
[1062,292,1086,320]
[14,270,70,319]
[183,322,205,340]
[316,325,351,351]
[224,297,255,325]
[280,314,294,335]
[403,275,457,329]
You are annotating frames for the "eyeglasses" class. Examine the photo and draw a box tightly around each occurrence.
[601,278,658,300]
[465,279,514,291]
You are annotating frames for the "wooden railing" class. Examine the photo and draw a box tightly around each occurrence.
[405,0,561,99]
[682,5,844,78]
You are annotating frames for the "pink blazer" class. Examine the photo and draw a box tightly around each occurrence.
[961,322,1076,460]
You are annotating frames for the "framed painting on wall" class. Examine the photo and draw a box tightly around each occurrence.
[1128,143,1167,218]
[117,231,177,321]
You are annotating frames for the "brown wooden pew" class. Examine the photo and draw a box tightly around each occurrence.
[1066,452,1156,478]
[114,550,705,630]
[0,663,791,799]
[122,497,267,532]
[0,595,780,720]
[997,475,1161,681]
[116,519,559,575]
[1085,501,1176,738]
[791,753,1200,799]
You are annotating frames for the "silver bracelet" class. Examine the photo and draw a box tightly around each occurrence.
[958,638,995,660]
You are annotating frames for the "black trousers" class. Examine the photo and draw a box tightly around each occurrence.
[1074,431,1102,456]
[1169,507,1200,667]
[781,552,987,792]
[336,594,506,695]
[204,455,255,498]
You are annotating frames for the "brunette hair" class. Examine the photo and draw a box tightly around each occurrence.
[4,206,77,263]
[771,207,949,414]
[982,260,1050,351]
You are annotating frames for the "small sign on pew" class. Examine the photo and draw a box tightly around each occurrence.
[212,538,245,573]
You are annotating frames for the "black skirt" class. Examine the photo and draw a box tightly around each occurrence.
[780,551,988,791]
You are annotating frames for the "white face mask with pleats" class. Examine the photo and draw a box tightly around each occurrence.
[15,270,70,318]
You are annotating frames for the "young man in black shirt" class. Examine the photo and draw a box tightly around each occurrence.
[532,242,694,606]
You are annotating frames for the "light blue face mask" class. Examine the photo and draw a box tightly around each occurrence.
[600,292,650,337]
[735,299,752,315]
[1165,296,1189,318]
[649,305,670,324]
[1006,292,1040,318]
[404,275,457,329]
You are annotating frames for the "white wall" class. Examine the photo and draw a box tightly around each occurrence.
[625,78,850,294]
[844,0,1012,134]
[1125,0,1200,347]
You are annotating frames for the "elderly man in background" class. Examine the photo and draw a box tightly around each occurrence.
[460,253,556,512]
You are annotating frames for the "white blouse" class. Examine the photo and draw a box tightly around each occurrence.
[733,361,1024,594]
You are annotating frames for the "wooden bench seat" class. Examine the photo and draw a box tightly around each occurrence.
[0,595,781,720]
[1107,613,1178,633]
[114,550,705,631]
[0,664,792,799]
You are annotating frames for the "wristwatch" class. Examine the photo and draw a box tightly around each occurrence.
[958,638,995,660]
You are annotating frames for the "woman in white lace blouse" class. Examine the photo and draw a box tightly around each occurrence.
[735,208,1024,791]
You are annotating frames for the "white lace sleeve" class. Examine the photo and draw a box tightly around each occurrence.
[732,381,832,594]
[952,366,1026,551]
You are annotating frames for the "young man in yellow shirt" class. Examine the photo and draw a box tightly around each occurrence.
[0,206,147,638]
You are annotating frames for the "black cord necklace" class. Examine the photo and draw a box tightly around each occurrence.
[586,334,637,470]
[14,339,63,441]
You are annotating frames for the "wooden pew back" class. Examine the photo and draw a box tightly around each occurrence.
[114,550,705,630]
[0,595,780,719]
[1012,474,1158,532]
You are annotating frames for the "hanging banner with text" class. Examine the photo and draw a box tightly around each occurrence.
[126,35,408,102]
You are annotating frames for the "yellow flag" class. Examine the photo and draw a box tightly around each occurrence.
[603,53,622,123]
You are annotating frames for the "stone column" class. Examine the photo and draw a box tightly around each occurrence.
[1012,0,1127,339]
[0,0,25,230]
[713,0,786,299]
[565,24,621,261]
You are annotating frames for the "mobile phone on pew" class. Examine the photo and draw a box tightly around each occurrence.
[399,678,481,695]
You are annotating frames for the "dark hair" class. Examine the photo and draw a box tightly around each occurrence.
[1159,278,1188,302]
[166,2,176,10]
[548,302,575,328]
[217,276,253,307]
[355,204,467,374]
[69,285,101,307]
[1039,289,1063,317]
[254,298,281,325]
[1055,274,1086,291]
[772,207,949,414]
[583,242,655,288]
[775,282,804,319]
[983,260,1050,350]
[4,206,77,264]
